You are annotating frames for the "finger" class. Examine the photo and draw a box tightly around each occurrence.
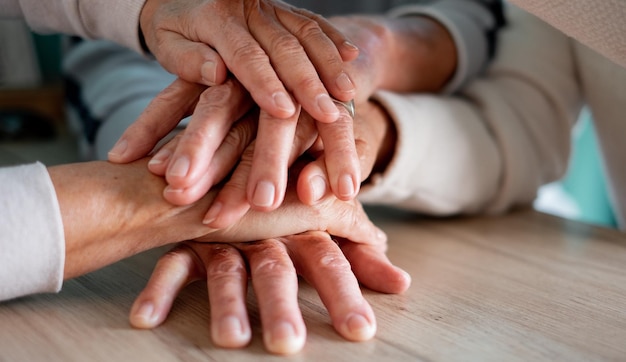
[108,78,204,163]
[290,7,360,62]
[247,7,341,124]
[239,239,305,355]
[316,110,361,200]
[197,243,252,348]
[211,21,297,120]
[164,79,253,204]
[203,142,256,228]
[296,156,329,205]
[276,6,357,102]
[155,32,229,86]
[323,198,388,246]
[246,109,298,211]
[148,131,182,176]
[339,240,412,295]
[164,113,259,207]
[129,244,204,329]
[284,232,376,341]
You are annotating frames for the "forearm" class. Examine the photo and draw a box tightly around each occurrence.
[377,16,457,93]
[49,159,214,279]
[52,157,383,279]
[360,6,582,216]
[389,0,505,93]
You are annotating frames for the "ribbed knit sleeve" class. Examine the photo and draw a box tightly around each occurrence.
[13,0,146,52]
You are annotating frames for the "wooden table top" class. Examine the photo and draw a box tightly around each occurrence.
[1,208,625,361]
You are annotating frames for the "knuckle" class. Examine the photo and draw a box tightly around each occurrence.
[231,42,270,66]
[206,249,245,281]
[197,86,232,108]
[180,127,214,147]
[223,120,257,152]
[155,248,198,278]
[248,242,294,277]
[293,74,322,92]
[316,252,352,275]
[271,33,304,56]
[253,257,294,278]
[293,20,323,42]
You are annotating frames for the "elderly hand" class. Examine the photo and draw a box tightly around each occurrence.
[138,0,357,121]
[129,232,411,354]
[108,12,456,222]
[54,155,385,281]
[120,78,360,225]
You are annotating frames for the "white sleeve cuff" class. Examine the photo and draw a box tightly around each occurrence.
[0,163,65,301]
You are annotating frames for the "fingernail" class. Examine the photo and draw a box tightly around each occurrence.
[344,314,376,341]
[169,156,190,178]
[201,61,217,85]
[148,149,171,167]
[336,72,355,94]
[203,202,222,225]
[252,181,275,208]
[108,139,128,158]
[218,316,249,343]
[316,93,340,117]
[273,92,296,116]
[343,40,359,52]
[164,186,183,194]
[266,322,304,354]
[338,174,356,198]
[309,175,327,202]
[376,228,387,243]
[133,302,157,326]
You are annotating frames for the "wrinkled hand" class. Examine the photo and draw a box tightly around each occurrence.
[129,232,411,354]
[139,0,358,121]
[117,78,360,225]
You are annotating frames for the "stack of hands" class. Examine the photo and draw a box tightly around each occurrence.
[98,0,455,355]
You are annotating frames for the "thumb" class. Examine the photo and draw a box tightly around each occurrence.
[153,32,228,87]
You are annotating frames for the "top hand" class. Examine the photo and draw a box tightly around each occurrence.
[138,0,358,122]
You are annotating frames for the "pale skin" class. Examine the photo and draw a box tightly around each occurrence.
[126,101,406,354]
[110,14,456,226]
[49,158,408,355]
[109,0,361,199]
[130,234,411,354]
[49,158,387,280]
[123,14,455,352]
[100,11,455,355]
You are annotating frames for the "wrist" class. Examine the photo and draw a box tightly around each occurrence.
[138,0,158,55]
[362,101,396,179]
[381,16,457,92]
[50,159,214,279]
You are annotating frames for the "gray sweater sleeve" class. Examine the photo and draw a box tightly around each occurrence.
[2,0,145,52]
[389,0,505,92]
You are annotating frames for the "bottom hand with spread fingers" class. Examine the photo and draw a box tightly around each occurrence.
[130,232,411,355]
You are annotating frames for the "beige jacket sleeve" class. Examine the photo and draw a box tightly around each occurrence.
[507,0,626,68]
[360,5,583,215]
[2,0,146,52]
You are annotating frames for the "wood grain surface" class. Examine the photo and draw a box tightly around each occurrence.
[1,208,625,361]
